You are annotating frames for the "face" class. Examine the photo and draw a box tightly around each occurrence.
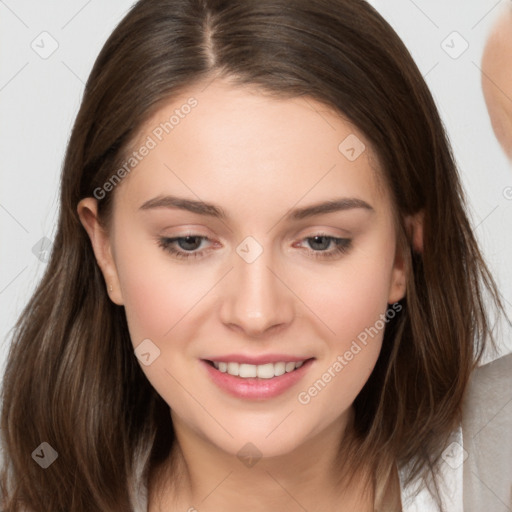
[482,7,512,161]
[79,79,407,460]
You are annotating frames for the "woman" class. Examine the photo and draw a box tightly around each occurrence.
[1,0,510,510]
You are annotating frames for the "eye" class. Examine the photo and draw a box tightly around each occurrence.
[158,235,213,260]
[296,235,352,260]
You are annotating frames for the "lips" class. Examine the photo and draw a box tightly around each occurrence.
[200,357,315,400]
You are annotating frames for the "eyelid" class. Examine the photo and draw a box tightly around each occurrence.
[293,224,353,239]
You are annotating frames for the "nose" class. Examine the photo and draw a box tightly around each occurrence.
[219,244,295,338]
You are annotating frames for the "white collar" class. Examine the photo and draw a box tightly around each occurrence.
[399,424,464,512]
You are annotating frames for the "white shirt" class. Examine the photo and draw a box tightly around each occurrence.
[399,426,464,512]
[400,352,512,511]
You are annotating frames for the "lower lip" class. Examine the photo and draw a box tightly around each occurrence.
[200,359,315,400]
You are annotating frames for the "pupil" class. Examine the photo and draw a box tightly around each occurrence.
[310,236,329,250]
[179,236,201,251]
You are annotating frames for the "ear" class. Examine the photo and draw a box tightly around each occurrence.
[387,244,407,305]
[404,210,424,254]
[77,198,124,305]
[387,210,424,304]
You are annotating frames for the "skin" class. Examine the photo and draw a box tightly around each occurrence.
[78,78,415,511]
[482,6,512,161]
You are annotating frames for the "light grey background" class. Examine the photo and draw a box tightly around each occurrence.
[1,0,511,378]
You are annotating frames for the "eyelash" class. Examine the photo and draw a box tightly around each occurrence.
[157,234,352,261]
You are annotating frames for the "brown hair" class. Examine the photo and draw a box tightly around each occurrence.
[1,0,504,510]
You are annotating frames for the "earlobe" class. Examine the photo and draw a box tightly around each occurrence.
[77,198,124,305]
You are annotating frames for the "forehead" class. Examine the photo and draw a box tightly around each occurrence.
[114,79,389,220]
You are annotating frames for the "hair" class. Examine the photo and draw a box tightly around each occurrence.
[1,0,505,510]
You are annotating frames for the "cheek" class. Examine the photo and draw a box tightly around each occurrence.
[304,249,395,347]
[296,247,396,407]
[113,233,211,346]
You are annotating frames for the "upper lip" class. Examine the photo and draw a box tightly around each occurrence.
[203,354,314,365]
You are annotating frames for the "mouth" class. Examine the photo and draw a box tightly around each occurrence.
[201,357,316,400]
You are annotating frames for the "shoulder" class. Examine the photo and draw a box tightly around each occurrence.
[463,351,512,433]
[462,351,512,512]
[399,353,512,512]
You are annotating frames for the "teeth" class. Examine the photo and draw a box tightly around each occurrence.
[285,362,296,372]
[212,360,307,379]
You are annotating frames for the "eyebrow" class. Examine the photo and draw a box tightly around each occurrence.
[139,195,374,220]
